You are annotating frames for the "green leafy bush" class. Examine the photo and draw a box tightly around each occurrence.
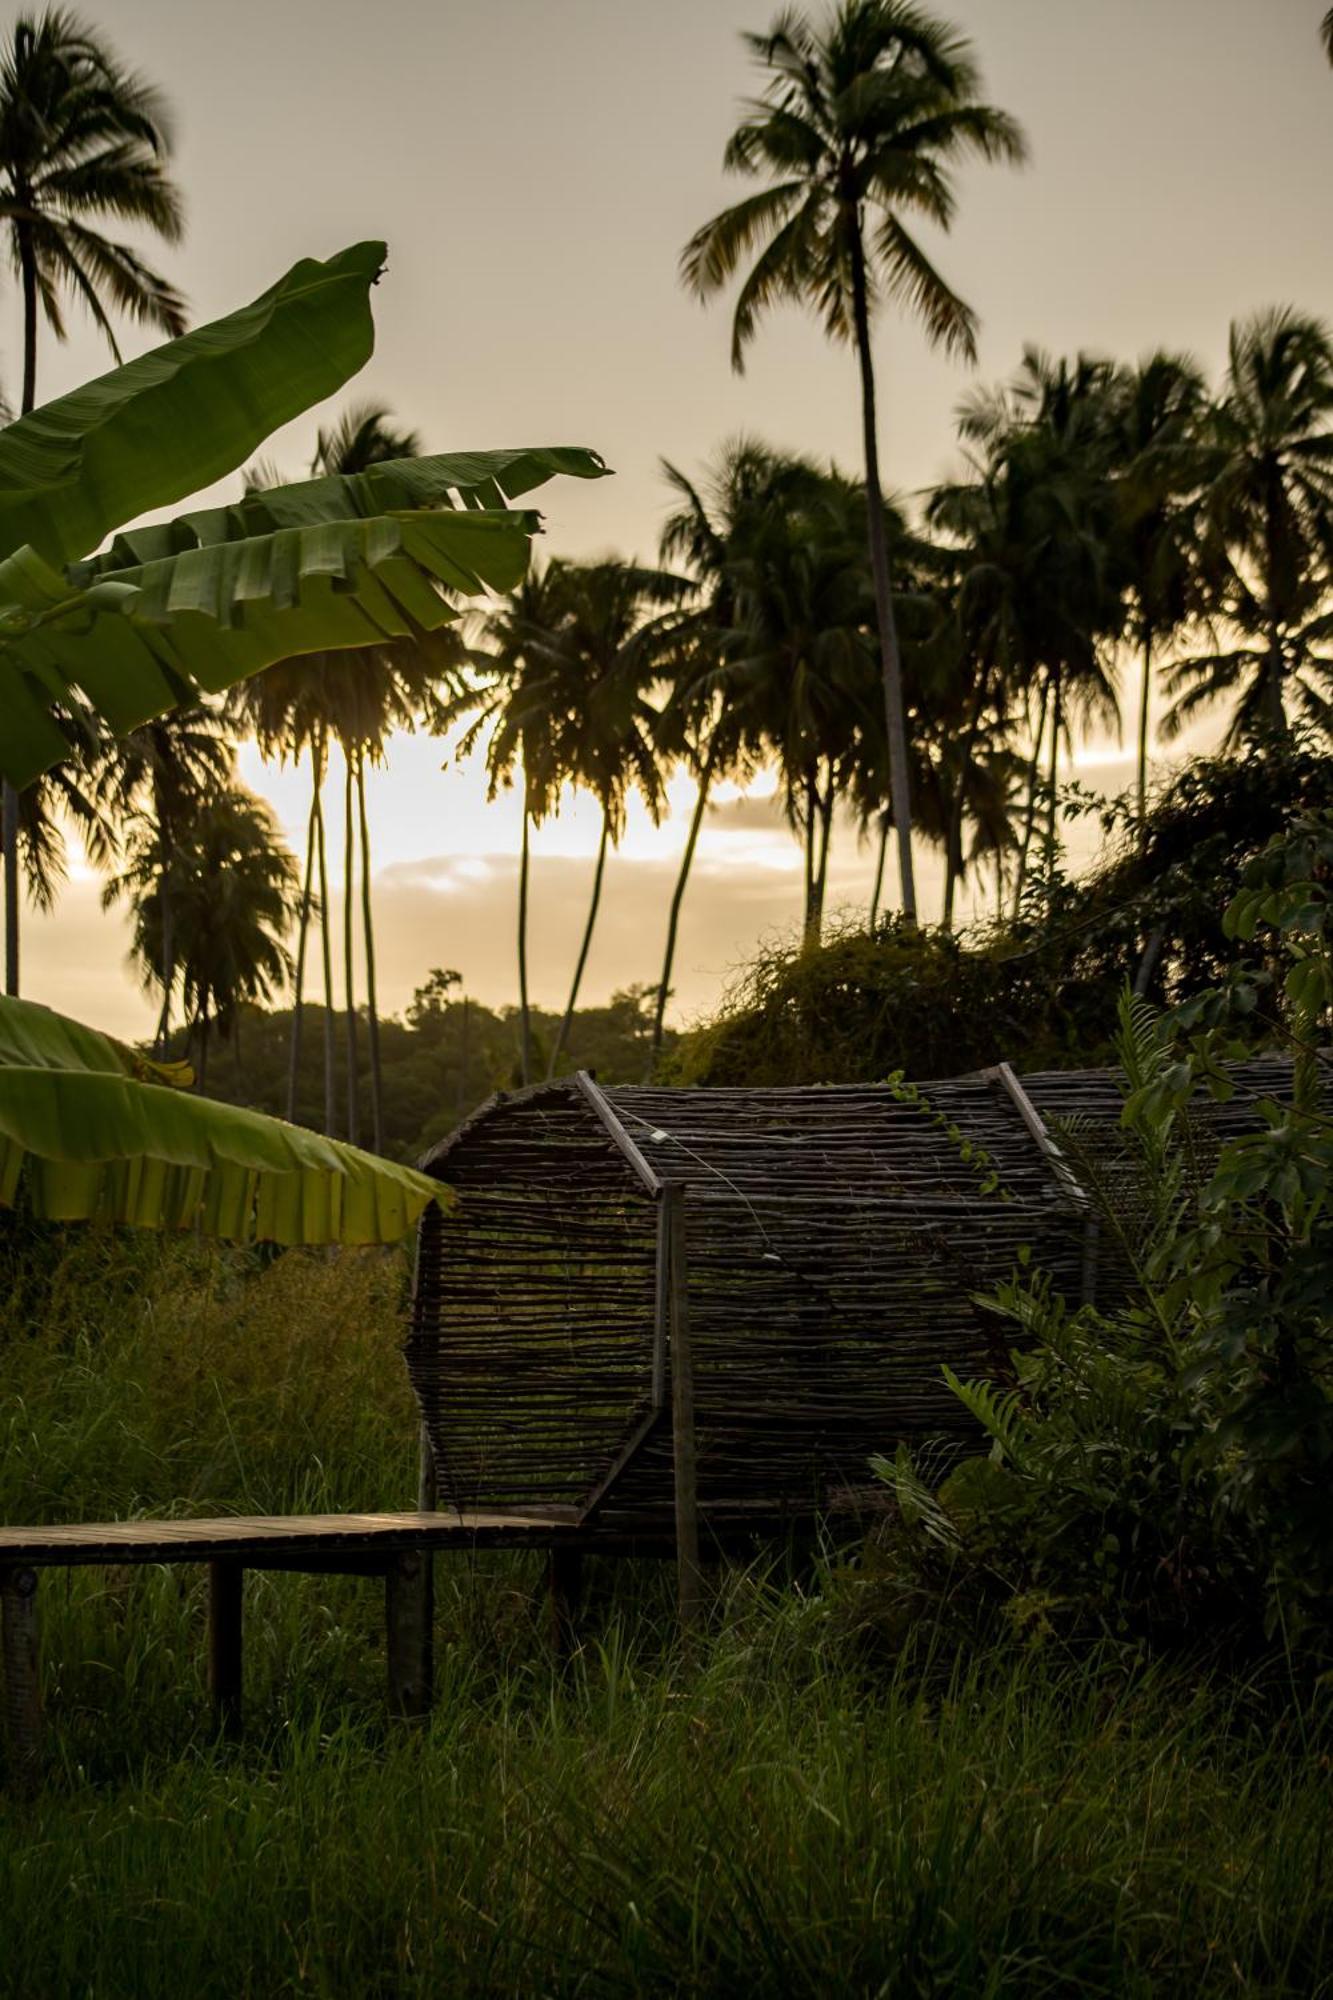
[672,745,1333,1087]
[876,815,1333,1651]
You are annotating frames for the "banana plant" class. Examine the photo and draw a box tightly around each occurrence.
[0,239,609,1243]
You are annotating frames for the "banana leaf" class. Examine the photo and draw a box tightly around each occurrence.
[0,242,386,568]
[72,445,609,576]
[0,995,441,1246]
[0,508,539,787]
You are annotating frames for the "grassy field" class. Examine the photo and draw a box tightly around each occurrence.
[1,1229,1331,1997]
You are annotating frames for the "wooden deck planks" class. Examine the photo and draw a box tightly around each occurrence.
[0,1508,580,1568]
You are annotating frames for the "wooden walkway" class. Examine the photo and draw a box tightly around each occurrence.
[0,1506,587,1792]
[0,1508,580,1568]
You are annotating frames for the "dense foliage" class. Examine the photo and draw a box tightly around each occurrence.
[675,743,1333,1085]
[874,816,1333,1653]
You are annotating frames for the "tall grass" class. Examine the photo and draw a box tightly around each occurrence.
[1,1227,1330,1996]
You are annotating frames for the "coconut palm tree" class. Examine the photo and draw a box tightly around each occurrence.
[105,786,300,1088]
[682,0,1026,924]
[937,348,1125,906]
[439,565,574,1086]
[719,464,888,943]
[648,442,785,1065]
[1162,310,1333,752]
[91,707,232,1047]
[9,707,114,933]
[230,404,464,1149]
[0,8,186,997]
[1105,352,1209,832]
[539,560,682,1078]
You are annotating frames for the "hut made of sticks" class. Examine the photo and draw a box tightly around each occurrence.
[406,1059,1294,1545]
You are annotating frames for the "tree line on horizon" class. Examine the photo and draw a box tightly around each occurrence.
[1,2,1330,1154]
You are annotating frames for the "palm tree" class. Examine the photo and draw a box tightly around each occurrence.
[1105,353,1208,832]
[1162,310,1333,752]
[649,442,778,1065]
[539,560,680,1078]
[230,404,462,1149]
[440,565,573,1087]
[9,707,114,930]
[91,708,232,1047]
[682,0,1026,925]
[226,664,336,1129]
[0,8,186,996]
[936,348,1125,907]
[105,787,300,1088]
[719,463,887,943]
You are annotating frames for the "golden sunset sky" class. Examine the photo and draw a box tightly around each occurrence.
[16,0,1333,1038]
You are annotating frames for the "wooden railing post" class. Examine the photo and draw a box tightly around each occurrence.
[665,1184,702,1636]
[2,1565,41,1793]
[386,1550,432,1722]
[207,1559,243,1739]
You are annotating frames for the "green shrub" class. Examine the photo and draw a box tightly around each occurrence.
[877,816,1333,1652]
[672,745,1333,1088]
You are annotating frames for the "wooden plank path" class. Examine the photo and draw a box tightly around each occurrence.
[0,1508,581,1568]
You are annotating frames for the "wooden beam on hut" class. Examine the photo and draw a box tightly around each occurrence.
[990,1061,1100,1305]
[576,1071,664,1196]
[664,1184,703,1635]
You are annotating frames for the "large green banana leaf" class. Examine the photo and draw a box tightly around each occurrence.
[0,508,542,787]
[72,446,609,575]
[0,241,609,1246]
[0,242,386,569]
[0,995,440,1245]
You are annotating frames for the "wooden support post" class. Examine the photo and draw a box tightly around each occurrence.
[207,1559,243,1739]
[386,1551,432,1723]
[2,1566,41,1794]
[547,1547,584,1660]
[665,1184,703,1636]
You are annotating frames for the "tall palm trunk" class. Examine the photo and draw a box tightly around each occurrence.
[802,773,817,937]
[868,809,890,929]
[650,746,715,1074]
[313,738,337,1135]
[153,895,175,1052]
[942,678,991,932]
[1043,671,1063,881]
[1011,677,1051,920]
[809,777,834,945]
[355,749,383,1153]
[342,756,359,1146]
[1135,626,1153,843]
[286,773,319,1121]
[548,806,610,1079]
[1266,615,1289,746]
[518,802,532,1087]
[3,216,39,996]
[850,220,917,923]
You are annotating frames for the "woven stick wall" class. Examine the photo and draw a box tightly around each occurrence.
[405,1058,1300,1539]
